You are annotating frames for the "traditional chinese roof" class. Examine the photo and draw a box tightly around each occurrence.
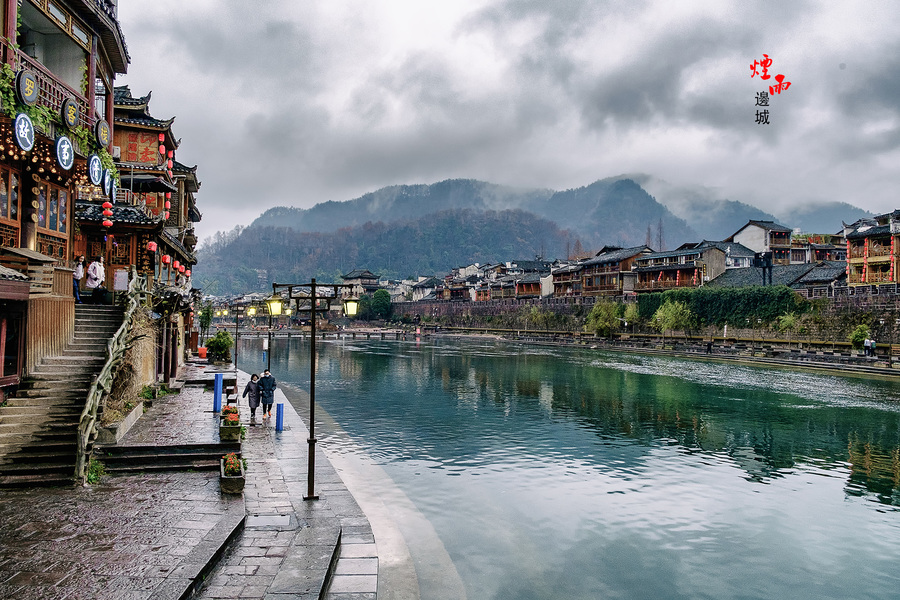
[412,277,441,289]
[706,263,823,288]
[113,86,150,108]
[637,244,723,261]
[846,224,891,240]
[161,228,195,263]
[75,201,161,227]
[0,264,29,281]
[119,173,177,193]
[696,241,756,257]
[583,245,650,266]
[744,220,792,233]
[792,262,846,286]
[552,263,584,275]
[343,269,378,280]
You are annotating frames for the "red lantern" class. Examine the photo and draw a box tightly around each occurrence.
[164,211,170,220]
[102,209,113,217]
[178,265,186,273]
[173,260,180,269]
[167,160,173,169]
[158,144,166,155]
[147,241,158,252]
[161,255,171,265]
[102,201,112,209]
[102,219,113,228]
[165,192,171,199]
[158,133,165,142]
[164,201,171,209]
[167,150,173,158]
[185,270,191,277]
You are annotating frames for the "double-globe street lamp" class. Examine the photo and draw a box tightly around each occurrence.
[269,280,358,500]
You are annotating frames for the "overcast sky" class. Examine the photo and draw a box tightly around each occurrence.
[116,1,900,241]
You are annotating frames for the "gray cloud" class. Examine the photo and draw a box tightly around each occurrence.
[116,1,900,240]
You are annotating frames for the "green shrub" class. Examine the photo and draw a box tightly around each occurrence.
[206,331,234,361]
[848,324,869,349]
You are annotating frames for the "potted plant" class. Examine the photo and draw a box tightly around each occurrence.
[221,404,239,418]
[219,410,241,441]
[220,452,245,493]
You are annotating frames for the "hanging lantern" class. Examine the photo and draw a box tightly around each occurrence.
[147,241,157,252]
[167,160,173,169]
[158,144,166,155]
[158,133,165,142]
[185,270,191,277]
[102,219,113,228]
[161,254,171,264]
[102,201,112,209]
[178,265,186,273]
[164,211,170,220]
[173,260,180,269]
[102,209,113,217]
[165,201,171,209]
[165,192,171,199]
[167,150,173,158]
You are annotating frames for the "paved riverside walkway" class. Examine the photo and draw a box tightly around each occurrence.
[0,360,377,600]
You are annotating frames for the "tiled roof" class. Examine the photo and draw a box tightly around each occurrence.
[343,269,377,280]
[846,224,890,240]
[113,86,150,106]
[412,277,440,288]
[115,115,175,129]
[706,263,818,288]
[161,228,195,262]
[76,201,161,226]
[697,241,756,257]
[638,245,720,261]
[583,245,649,266]
[552,263,584,275]
[744,220,792,233]
[0,264,29,281]
[792,262,846,285]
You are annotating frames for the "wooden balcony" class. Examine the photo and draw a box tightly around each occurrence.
[635,280,698,291]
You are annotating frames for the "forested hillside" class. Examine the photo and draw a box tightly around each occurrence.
[195,208,572,295]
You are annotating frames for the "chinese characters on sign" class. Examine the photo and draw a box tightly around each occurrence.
[750,54,790,124]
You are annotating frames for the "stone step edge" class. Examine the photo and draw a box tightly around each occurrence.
[149,499,246,600]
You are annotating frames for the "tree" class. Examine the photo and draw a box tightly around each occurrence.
[371,289,392,320]
[848,324,869,350]
[585,300,621,337]
[776,312,799,345]
[624,303,640,332]
[199,301,213,344]
[652,300,694,340]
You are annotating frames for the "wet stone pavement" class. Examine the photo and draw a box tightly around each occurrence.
[0,361,378,599]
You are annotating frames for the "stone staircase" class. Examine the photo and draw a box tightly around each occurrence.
[0,304,124,487]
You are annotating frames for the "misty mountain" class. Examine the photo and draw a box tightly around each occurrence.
[195,208,573,296]
[252,178,696,252]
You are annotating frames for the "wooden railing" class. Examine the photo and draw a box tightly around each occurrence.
[635,280,697,290]
[75,268,148,483]
[52,266,72,296]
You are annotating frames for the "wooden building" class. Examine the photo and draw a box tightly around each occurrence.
[844,212,900,286]
[0,0,128,397]
[634,244,727,292]
[582,245,650,297]
[726,220,793,265]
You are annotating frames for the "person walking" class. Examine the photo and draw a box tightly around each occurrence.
[258,369,276,419]
[871,338,877,358]
[72,255,85,303]
[242,373,261,422]
[85,256,105,304]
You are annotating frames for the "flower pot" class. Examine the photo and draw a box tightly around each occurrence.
[220,458,245,494]
[219,417,242,441]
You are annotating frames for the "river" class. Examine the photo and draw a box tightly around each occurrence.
[239,335,900,599]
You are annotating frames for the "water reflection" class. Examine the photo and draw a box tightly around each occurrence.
[241,336,900,599]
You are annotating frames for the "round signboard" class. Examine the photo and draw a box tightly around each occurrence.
[95,119,111,147]
[14,113,35,152]
[56,136,74,170]
[16,70,39,106]
[102,169,111,196]
[88,155,102,186]
[61,97,79,129]
[110,179,117,201]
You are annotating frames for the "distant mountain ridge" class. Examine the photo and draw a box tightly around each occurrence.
[199,176,872,295]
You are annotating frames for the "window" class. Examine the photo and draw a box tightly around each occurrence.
[0,168,20,223]
[36,181,68,236]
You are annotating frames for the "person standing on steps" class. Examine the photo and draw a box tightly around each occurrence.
[242,373,261,423]
[72,255,85,304]
[258,369,276,420]
[85,256,105,304]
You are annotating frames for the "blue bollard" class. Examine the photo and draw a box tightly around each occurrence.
[214,373,223,413]
[276,403,284,431]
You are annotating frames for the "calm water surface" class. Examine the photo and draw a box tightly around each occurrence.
[241,336,900,600]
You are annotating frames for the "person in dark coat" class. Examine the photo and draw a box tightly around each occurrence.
[258,369,276,419]
[242,373,261,421]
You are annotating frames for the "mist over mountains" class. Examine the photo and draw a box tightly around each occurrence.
[197,176,871,295]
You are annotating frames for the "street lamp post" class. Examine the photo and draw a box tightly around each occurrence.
[270,279,358,501]
[266,293,283,371]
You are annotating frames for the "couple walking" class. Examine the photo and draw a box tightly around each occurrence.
[242,369,276,422]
